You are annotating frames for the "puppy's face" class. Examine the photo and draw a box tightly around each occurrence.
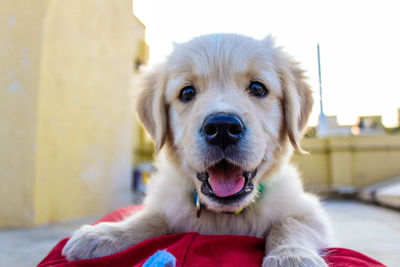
[137,34,312,213]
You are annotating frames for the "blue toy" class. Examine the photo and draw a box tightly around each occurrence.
[143,250,176,267]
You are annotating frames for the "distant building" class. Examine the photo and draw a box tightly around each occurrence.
[316,116,352,137]
[353,116,385,136]
[316,115,390,137]
[398,108,400,126]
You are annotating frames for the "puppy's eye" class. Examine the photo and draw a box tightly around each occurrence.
[248,81,268,97]
[179,86,196,102]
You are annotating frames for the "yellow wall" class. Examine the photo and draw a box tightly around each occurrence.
[292,138,331,187]
[0,1,48,227]
[293,136,400,190]
[0,0,145,227]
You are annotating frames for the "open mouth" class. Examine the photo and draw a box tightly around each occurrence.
[197,159,257,202]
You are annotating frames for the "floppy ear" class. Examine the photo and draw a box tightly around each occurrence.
[136,67,168,153]
[279,59,313,153]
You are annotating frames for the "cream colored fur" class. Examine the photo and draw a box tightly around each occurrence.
[63,33,332,267]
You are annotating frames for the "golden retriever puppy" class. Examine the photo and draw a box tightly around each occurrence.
[63,33,332,266]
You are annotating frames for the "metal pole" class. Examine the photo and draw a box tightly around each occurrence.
[317,43,327,136]
[317,43,324,116]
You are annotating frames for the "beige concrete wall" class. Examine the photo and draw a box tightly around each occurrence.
[293,136,400,190]
[33,0,138,225]
[292,138,331,188]
[350,136,400,187]
[0,0,48,227]
[1,0,145,227]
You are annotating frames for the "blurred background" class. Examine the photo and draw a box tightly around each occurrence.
[1,0,399,266]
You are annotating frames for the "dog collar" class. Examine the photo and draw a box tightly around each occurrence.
[193,181,268,218]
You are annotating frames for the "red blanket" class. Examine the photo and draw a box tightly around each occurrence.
[38,205,385,267]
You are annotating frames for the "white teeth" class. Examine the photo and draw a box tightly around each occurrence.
[245,183,254,193]
[201,182,213,195]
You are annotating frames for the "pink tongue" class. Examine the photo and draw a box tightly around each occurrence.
[208,165,245,197]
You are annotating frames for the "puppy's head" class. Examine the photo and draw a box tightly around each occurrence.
[137,34,312,213]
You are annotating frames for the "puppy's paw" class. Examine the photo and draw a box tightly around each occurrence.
[262,246,327,267]
[62,223,130,261]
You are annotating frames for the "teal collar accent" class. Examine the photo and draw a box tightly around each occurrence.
[193,190,202,217]
[193,180,268,218]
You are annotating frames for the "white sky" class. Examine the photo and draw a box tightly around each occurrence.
[134,0,400,126]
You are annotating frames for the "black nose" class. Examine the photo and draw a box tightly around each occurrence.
[202,113,244,150]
